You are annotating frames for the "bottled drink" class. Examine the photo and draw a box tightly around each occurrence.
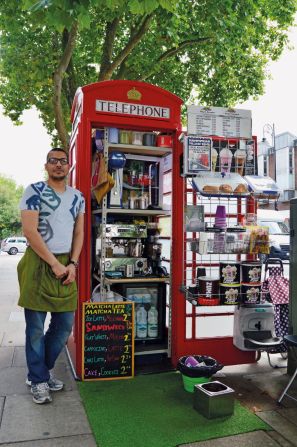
[147,306,158,338]
[136,306,147,338]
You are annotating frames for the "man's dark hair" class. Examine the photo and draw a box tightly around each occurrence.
[46,147,68,162]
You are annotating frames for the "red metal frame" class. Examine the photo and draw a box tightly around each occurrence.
[68,80,183,378]
[170,136,258,367]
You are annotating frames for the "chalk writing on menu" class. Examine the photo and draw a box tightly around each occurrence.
[187,106,252,139]
[82,302,134,381]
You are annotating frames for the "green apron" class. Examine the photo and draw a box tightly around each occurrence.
[17,247,77,312]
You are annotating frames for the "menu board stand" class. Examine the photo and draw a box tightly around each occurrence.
[82,302,134,381]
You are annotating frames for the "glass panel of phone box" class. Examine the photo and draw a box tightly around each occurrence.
[184,137,269,310]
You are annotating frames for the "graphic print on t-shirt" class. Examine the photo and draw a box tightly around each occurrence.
[21,181,85,252]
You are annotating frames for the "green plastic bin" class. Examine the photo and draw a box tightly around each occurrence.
[182,374,210,393]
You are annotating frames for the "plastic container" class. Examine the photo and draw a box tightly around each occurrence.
[198,276,220,300]
[177,355,223,378]
[182,375,210,393]
[241,283,261,304]
[220,284,241,305]
[147,306,158,338]
[241,262,262,284]
[136,306,148,338]
[220,261,240,284]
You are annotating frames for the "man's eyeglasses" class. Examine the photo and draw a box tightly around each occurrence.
[47,157,69,165]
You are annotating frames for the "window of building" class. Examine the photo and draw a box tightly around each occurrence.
[289,148,293,174]
[263,155,268,176]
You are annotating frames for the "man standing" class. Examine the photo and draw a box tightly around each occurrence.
[17,148,85,404]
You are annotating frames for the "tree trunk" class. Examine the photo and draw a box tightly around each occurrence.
[53,23,78,150]
[98,14,153,81]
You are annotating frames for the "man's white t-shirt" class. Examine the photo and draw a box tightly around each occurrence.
[19,181,85,253]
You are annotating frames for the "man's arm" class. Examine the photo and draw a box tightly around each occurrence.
[70,213,85,263]
[21,210,67,278]
[63,212,85,285]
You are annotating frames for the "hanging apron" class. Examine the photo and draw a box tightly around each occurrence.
[17,247,77,312]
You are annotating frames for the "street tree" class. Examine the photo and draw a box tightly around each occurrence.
[0,0,296,148]
[0,175,24,240]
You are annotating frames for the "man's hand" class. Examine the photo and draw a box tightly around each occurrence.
[62,263,76,285]
[51,261,68,279]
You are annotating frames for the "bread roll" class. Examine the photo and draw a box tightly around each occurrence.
[203,185,219,193]
[219,184,233,193]
[234,183,247,193]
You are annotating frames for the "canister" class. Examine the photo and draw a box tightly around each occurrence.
[156,134,173,147]
[220,284,241,305]
[198,276,220,305]
[219,261,240,284]
[241,283,261,304]
[132,131,143,145]
[143,133,156,146]
[119,130,131,144]
[108,127,119,143]
[241,262,262,284]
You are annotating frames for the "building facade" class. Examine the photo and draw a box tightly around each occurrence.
[258,131,297,208]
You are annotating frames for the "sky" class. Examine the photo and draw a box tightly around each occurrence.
[1,23,297,187]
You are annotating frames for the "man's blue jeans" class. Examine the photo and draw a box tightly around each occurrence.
[24,309,74,384]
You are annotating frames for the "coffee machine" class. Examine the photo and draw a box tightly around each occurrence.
[145,232,168,277]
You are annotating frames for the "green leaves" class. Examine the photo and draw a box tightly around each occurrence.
[0,176,24,240]
[0,0,296,145]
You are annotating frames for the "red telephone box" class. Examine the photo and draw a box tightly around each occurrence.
[67,80,184,378]
[67,81,256,380]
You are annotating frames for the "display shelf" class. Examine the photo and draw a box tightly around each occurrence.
[135,343,169,355]
[194,305,236,315]
[92,208,171,216]
[105,277,169,284]
[93,273,168,285]
[107,143,172,157]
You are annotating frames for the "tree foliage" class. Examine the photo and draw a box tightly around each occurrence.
[0,175,24,240]
[0,0,296,147]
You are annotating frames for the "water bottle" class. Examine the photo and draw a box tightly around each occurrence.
[147,306,158,338]
[136,306,147,338]
[134,305,137,338]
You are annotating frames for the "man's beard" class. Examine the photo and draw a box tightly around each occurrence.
[50,173,67,181]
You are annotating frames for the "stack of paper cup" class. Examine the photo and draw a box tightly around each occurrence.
[214,205,227,228]
[199,233,208,254]
[213,233,225,253]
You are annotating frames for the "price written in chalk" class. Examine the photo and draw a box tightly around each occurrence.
[82,302,134,380]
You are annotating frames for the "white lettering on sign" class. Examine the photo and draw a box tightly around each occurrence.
[95,100,170,119]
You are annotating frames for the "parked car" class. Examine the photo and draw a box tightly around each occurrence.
[1,237,28,255]
[257,211,289,261]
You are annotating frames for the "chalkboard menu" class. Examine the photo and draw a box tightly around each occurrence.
[82,302,134,381]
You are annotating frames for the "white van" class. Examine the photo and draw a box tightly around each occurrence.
[257,210,289,261]
[1,237,28,255]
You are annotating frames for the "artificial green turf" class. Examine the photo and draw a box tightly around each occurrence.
[78,371,270,447]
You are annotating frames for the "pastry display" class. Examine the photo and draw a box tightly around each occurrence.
[219,184,233,193]
[193,172,250,197]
